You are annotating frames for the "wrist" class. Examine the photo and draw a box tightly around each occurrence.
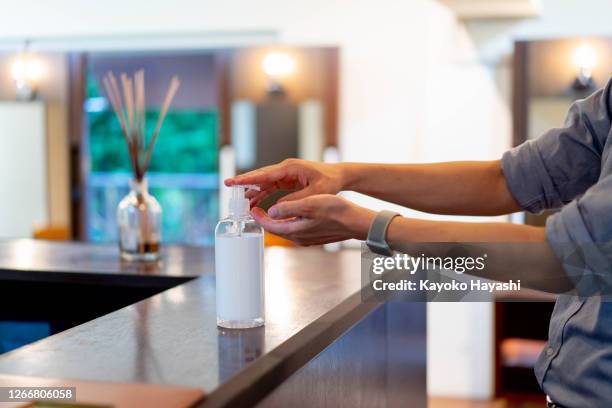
[337,163,359,192]
[342,205,376,240]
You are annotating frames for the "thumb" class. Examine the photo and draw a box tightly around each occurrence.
[268,199,312,219]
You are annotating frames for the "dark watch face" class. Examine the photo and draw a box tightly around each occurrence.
[366,240,392,256]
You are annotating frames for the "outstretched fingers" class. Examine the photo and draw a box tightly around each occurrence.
[248,186,279,207]
[267,199,315,220]
[225,164,284,187]
[277,185,318,203]
[251,207,312,236]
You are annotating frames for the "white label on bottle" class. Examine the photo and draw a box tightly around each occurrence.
[215,233,265,321]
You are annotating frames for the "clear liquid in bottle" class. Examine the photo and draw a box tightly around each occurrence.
[215,185,265,329]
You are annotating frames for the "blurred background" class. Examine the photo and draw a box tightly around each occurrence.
[0,0,610,406]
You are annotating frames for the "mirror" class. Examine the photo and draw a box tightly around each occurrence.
[515,38,612,225]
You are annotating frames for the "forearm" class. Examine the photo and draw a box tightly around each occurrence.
[340,160,521,216]
[350,213,572,293]
[386,217,545,243]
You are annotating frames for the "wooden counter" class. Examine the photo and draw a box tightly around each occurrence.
[0,240,426,407]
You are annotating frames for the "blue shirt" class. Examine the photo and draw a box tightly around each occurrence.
[502,78,612,407]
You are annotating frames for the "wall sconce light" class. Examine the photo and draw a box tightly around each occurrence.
[11,42,45,101]
[262,51,295,96]
[572,43,597,91]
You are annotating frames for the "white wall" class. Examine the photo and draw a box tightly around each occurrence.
[0,102,48,238]
[466,0,612,62]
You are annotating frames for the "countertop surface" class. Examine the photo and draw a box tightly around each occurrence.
[0,239,209,286]
[0,240,377,406]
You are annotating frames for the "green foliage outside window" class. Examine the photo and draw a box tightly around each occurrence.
[88,109,219,173]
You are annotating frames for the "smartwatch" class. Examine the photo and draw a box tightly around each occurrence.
[366,210,400,256]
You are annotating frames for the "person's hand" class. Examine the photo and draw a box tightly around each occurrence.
[225,159,345,207]
[251,194,375,246]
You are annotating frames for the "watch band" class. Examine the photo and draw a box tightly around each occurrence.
[366,210,400,256]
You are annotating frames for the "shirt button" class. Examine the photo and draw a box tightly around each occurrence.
[546,347,555,356]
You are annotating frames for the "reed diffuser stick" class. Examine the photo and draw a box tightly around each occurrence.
[108,73,126,123]
[102,70,180,182]
[142,75,181,173]
[103,74,139,177]
[135,70,145,151]
[121,74,135,135]
[102,76,126,134]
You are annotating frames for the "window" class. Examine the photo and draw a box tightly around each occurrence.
[84,53,219,245]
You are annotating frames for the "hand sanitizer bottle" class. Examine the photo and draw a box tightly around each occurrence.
[215,185,265,329]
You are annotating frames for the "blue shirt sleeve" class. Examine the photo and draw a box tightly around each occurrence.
[502,79,612,292]
[546,174,612,293]
[501,79,612,213]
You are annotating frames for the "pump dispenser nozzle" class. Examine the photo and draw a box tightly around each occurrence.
[229,185,260,218]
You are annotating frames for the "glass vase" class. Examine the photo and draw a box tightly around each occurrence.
[117,178,162,261]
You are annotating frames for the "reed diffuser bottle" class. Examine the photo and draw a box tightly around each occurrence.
[102,70,180,262]
[117,178,162,261]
